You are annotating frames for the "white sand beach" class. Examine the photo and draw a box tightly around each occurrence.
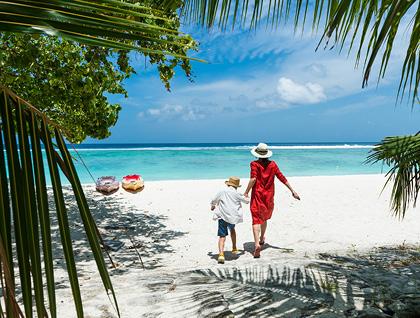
[54,174,420,317]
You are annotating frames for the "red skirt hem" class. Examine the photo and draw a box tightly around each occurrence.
[251,209,274,225]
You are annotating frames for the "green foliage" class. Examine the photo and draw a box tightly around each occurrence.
[0,33,126,143]
[0,0,198,143]
[367,134,420,218]
[0,86,119,317]
[0,31,196,143]
[0,0,197,55]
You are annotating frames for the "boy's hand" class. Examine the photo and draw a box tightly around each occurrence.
[211,205,215,211]
[292,191,301,200]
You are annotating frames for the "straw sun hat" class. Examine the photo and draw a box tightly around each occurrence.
[225,176,241,188]
[251,143,273,159]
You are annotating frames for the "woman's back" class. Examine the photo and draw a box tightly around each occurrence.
[250,159,287,190]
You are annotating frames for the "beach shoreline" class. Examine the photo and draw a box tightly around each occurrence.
[81,172,386,186]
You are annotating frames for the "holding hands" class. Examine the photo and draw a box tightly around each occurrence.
[244,189,300,200]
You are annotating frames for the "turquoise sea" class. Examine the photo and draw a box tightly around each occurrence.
[64,142,386,184]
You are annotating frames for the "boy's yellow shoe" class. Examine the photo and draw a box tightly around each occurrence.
[232,248,239,255]
[217,253,225,264]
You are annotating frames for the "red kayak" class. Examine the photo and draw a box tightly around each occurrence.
[122,174,144,192]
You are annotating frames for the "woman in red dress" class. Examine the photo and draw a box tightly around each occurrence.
[244,143,300,258]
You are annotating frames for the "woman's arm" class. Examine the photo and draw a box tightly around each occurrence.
[244,178,256,198]
[284,181,301,200]
[274,162,300,200]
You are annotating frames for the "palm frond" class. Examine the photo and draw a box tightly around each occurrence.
[367,134,420,218]
[0,0,202,61]
[179,0,419,103]
[0,85,119,317]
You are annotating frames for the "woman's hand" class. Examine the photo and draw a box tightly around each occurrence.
[244,192,249,198]
[292,191,300,200]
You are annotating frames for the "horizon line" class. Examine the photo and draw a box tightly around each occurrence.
[77,141,378,144]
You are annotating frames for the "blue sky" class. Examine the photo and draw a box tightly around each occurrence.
[91,19,420,144]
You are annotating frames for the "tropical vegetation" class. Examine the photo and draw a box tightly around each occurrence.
[0,0,418,317]
[0,1,198,317]
[0,86,119,317]
[1,1,197,143]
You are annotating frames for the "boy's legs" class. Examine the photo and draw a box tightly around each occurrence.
[218,236,226,255]
[230,227,237,251]
[217,220,229,263]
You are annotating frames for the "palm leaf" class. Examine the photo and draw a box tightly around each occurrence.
[15,100,46,317]
[179,0,419,103]
[0,85,119,317]
[0,116,17,318]
[367,134,420,218]
[0,238,24,317]
[0,0,203,61]
[28,111,57,318]
[0,90,33,317]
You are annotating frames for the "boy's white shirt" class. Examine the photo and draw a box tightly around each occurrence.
[211,185,250,224]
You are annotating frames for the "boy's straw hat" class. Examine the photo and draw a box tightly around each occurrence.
[251,143,273,158]
[225,176,241,188]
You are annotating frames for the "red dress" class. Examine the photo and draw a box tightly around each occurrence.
[250,160,288,225]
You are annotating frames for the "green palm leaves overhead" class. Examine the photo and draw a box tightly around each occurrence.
[0,86,118,317]
[0,0,198,59]
[180,0,419,103]
[368,135,420,218]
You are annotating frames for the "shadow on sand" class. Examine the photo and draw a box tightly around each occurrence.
[139,246,420,317]
[49,187,186,280]
[207,250,246,262]
[243,241,295,254]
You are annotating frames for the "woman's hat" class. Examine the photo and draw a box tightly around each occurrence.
[225,176,241,188]
[251,143,273,158]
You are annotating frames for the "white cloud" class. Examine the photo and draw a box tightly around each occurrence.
[139,104,206,121]
[277,77,326,104]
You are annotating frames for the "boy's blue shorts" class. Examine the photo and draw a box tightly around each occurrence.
[218,219,235,237]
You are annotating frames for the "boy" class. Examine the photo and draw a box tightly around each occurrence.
[211,176,249,264]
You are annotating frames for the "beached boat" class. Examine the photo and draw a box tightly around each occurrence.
[122,174,144,192]
[96,176,119,194]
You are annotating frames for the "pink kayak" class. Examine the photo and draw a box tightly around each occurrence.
[96,176,119,194]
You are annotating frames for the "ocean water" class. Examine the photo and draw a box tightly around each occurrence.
[62,142,387,184]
